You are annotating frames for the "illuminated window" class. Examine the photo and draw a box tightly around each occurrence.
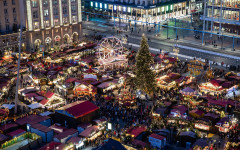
[72,16,77,22]
[118,6,121,11]
[114,5,116,10]
[128,7,131,13]
[34,22,40,29]
[44,20,50,27]
[32,0,37,7]
[100,3,102,8]
[162,7,164,12]
[166,6,168,11]
[170,5,173,10]
[158,7,160,13]
[90,2,93,7]
[95,2,98,7]
[54,19,59,25]
[44,9,49,16]
[123,7,126,12]
[104,4,107,9]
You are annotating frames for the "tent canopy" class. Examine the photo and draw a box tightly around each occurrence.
[2,104,15,109]
[27,103,43,109]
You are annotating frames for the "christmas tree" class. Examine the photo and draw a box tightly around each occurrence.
[135,34,156,94]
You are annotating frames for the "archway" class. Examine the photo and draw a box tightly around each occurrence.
[55,36,61,46]
[72,32,78,43]
[63,34,70,44]
[45,37,52,51]
[34,39,41,51]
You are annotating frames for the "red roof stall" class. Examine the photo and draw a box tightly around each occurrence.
[54,101,99,128]
[126,126,147,138]
[53,128,78,143]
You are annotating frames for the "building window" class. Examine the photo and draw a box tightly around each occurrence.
[72,16,77,22]
[32,0,37,7]
[13,8,16,13]
[34,22,40,29]
[54,19,59,25]
[53,0,58,5]
[44,20,50,27]
[128,7,130,13]
[166,6,168,11]
[95,2,98,7]
[43,0,48,6]
[33,11,38,18]
[104,4,107,9]
[3,0,7,6]
[90,2,93,7]
[44,9,49,16]
[6,25,10,31]
[62,0,67,4]
[71,5,76,13]
[53,8,58,15]
[12,0,15,5]
[63,17,68,24]
[63,7,67,14]
[5,18,9,23]
[100,3,102,9]
[71,0,76,2]
[4,9,8,15]
[13,16,17,22]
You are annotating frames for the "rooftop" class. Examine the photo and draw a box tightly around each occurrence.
[54,128,78,140]
[58,101,99,119]
[31,124,52,133]
[16,115,50,126]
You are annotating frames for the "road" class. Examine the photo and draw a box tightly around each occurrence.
[82,19,240,67]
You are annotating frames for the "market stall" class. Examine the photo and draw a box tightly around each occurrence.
[199,79,225,95]
[73,82,97,96]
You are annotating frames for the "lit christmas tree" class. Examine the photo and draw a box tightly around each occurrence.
[135,34,156,95]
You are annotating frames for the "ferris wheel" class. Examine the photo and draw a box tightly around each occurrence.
[98,37,124,60]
